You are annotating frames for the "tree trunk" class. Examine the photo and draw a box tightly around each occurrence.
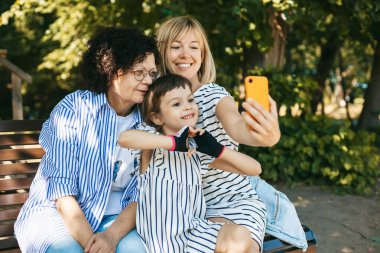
[311,34,340,114]
[358,41,380,130]
[264,12,288,68]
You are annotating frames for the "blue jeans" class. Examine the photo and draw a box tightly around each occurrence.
[46,215,147,253]
[249,176,308,250]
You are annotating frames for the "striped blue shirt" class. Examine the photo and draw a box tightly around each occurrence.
[14,90,142,252]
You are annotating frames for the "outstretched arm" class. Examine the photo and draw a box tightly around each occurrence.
[193,130,261,176]
[56,196,94,248]
[209,148,261,176]
[118,130,172,150]
[119,128,189,152]
[216,96,280,147]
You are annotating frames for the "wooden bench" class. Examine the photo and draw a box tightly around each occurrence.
[0,120,44,253]
[0,120,317,253]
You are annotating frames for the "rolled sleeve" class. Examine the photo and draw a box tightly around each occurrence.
[47,178,79,201]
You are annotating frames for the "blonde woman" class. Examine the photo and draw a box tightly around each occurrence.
[156,16,308,251]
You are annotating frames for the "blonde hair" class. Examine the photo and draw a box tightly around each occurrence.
[156,16,216,85]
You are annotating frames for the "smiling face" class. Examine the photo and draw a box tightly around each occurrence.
[167,30,203,91]
[151,85,198,135]
[107,53,157,116]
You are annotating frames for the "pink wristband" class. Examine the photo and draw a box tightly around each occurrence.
[168,135,176,151]
[216,146,226,158]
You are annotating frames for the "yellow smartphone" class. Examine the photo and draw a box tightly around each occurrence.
[244,76,269,111]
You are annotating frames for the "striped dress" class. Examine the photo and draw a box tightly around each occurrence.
[14,90,141,252]
[194,83,267,250]
[134,124,224,253]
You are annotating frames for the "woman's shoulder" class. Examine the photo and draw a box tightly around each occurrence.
[48,90,106,121]
[195,83,231,103]
[197,83,229,94]
[56,90,91,105]
[56,90,106,110]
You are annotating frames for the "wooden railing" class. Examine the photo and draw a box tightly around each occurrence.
[0,50,32,120]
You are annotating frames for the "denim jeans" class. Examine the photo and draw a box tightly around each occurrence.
[249,176,308,251]
[46,215,147,253]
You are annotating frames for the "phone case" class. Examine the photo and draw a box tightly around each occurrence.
[244,76,269,111]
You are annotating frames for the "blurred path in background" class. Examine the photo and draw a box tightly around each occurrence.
[276,183,380,253]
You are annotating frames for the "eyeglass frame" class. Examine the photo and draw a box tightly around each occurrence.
[129,69,159,81]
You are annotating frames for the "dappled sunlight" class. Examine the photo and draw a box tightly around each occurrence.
[340,247,354,253]
[331,231,341,238]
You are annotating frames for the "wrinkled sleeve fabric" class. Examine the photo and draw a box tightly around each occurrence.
[121,174,139,208]
[40,98,80,201]
[201,83,232,115]
[122,122,159,207]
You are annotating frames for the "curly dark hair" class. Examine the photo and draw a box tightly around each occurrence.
[80,27,160,93]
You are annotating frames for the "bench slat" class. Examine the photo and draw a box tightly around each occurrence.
[263,225,317,252]
[0,193,29,206]
[0,209,20,221]
[0,148,44,161]
[0,134,40,146]
[0,120,44,132]
[0,178,33,191]
[0,237,19,251]
[0,163,39,176]
[0,224,14,237]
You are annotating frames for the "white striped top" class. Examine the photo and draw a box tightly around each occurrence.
[134,124,223,253]
[14,90,141,252]
[194,83,264,218]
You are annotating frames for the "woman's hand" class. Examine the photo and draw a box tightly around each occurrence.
[84,231,118,253]
[241,96,281,147]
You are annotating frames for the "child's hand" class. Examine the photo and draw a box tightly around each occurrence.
[169,126,189,152]
[188,126,204,138]
[193,130,225,158]
[186,148,197,158]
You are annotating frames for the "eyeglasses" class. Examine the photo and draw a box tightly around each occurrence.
[130,69,159,81]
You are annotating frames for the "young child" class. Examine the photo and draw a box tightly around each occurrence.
[118,74,266,253]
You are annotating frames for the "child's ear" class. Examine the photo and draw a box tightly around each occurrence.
[149,112,163,126]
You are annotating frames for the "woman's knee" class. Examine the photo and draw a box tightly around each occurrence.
[116,229,147,253]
